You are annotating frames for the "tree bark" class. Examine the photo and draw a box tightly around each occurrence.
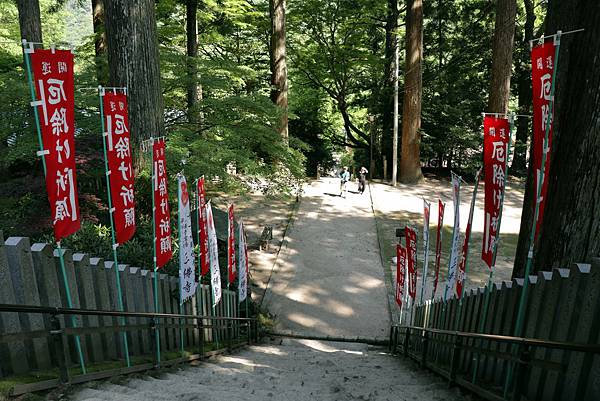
[399,0,424,183]
[513,0,600,276]
[269,0,288,143]
[186,0,202,123]
[486,0,517,113]
[104,0,165,168]
[91,0,108,85]
[510,0,534,174]
[382,0,399,179]
[16,0,42,44]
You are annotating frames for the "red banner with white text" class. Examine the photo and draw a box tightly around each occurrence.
[405,226,417,300]
[30,49,80,241]
[103,91,136,244]
[228,204,236,284]
[482,116,509,268]
[531,41,556,238]
[432,200,445,297]
[153,139,172,268]
[197,177,209,276]
[395,245,407,307]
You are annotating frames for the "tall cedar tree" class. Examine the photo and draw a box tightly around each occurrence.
[513,0,600,277]
[486,0,517,114]
[104,0,165,169]
[186,0,202,122]
[269,0,288,142]
[381,0,399,178]
[16,0,42,44]
[399,0,424,183]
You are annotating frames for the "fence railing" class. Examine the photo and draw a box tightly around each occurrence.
[0,303,258,396]
[390,324,600,401]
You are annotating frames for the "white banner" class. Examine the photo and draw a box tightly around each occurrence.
[445,173,461,301]
[238,220,248,302]
[178,175,197,303]
[205,201,222,306]
[421,199,431,303]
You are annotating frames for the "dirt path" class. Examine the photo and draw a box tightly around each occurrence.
[70,338,469,401]
[263,178,390,341]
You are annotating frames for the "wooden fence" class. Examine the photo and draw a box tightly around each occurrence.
[0,234,239,378]
[399,258,600,401]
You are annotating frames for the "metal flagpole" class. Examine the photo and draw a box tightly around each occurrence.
[472,113,514,383]
[177,175,185,355]
[505,31,566,396]
[98,86,131,368]
[150,138,161,365]
[419,200,431,307]
[194,179,204,353]
[22,40,86,374]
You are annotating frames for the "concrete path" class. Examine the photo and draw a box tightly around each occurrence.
[263,178,389,341]
[70,338,468,401]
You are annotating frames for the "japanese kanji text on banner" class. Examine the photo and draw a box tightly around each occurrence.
[178,175,197,303]
[433,200,445,297]
[531,41,556,238]
[30,49,80,241]
[238,220,249,303]
[405,226,417,300]
[395,245,407,307]
[102,91,135,244]
[228,204,236,285]
[197,177,209,276]
[482,116,510,267]
[206,201,222,306]
[153,139,173,268]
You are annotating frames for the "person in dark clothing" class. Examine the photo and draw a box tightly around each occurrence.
[358,166,368,194]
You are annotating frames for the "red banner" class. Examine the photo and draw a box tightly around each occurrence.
[102,91,135,244]
[432,200,445,297]
[531,41,556,238]
[153,139,172,268]
[456,170,481,298]
[197,177,209,276]
[395,245,407,307]
[227,204,236,284]
[405,226,417,300]
[482,116,510,268]
[30,49,80,241]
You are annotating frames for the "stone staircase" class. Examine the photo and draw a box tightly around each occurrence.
[70,338,469,401]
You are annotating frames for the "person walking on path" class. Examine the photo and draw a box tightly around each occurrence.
[339,166,350,197]
[358,166,368,194]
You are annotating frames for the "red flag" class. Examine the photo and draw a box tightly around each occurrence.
[102,91,136,244]
[432,200,445,297]
[531,41,556,238]
[405,226,417,300]
[395,245,407,307]
[482,116,510,268]
[30,49,80,241]
[153,139,172,268]
[197,177,209,276]
[227,204,236,284]
[456,170,481,298]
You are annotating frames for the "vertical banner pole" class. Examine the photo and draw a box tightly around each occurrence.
[505,33,562,396]
[98,87,131,368]
[419,200,431,306]
[194,180,204,352]
[150,139,161,365]
[472,114,514,383]
[22,41,86,374]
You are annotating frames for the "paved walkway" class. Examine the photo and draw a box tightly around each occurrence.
[263,178,389,341]
[71,338,468,401]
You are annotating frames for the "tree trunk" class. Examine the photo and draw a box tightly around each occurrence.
[382,0,399,179]
[513,0,600,276]
[186,0,202,123]
[92,0,108,85]
[399,0,424,183]
[104,0,164,168]
[269,0,288,143]
[509,0,534,174]
[486,0,517,113]
[16,0,42,44]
